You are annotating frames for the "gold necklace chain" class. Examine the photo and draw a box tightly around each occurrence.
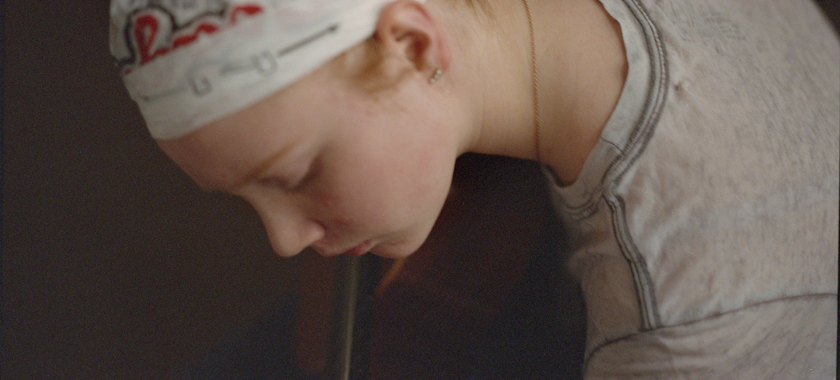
[522,0,540,162]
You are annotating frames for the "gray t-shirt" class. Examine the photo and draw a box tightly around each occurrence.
[546,0,839,378]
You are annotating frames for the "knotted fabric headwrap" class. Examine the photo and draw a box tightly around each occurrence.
[110,0,421,139]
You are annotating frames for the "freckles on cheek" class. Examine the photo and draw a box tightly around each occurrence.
[312,187,364,229]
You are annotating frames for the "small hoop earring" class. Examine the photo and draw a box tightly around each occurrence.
[429,68,443,84]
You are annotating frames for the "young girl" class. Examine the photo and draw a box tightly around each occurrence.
[110,0,838,378]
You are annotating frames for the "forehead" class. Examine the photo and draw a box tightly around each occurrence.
[156,89,317,192]
[154,61,366,190]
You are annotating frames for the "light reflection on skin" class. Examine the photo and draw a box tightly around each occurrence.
[156,58,464,259]
[152,0,628,259]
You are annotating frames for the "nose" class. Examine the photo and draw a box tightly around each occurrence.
[251,201,325,257]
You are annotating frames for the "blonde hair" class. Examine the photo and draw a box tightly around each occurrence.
[328,0,495,94]
[327,36,412,95]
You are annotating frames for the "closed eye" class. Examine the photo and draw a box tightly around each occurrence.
[259,161,316,193]
[257,176,295,191]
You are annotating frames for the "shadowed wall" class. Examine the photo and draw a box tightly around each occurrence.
[2,2,303,378]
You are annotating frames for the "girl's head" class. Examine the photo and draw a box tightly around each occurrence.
[110,0,488,258]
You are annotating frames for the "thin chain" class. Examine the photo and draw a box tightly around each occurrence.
[523,0,540,162]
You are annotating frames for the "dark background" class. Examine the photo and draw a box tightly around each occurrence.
[2,1,838,379]
[2,2,306,378]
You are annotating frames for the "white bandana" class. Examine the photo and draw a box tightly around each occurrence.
[110,0,417,139]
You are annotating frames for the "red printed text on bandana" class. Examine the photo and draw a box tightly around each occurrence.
[118,3,264,73]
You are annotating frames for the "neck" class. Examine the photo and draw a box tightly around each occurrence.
[453,0,627,184]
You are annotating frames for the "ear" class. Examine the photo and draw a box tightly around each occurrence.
[375,0,451,79]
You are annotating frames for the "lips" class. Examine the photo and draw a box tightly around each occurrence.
[312,239,374,257]
[342,240,374,257]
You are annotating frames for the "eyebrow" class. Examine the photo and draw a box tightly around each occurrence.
[229,143,297,191]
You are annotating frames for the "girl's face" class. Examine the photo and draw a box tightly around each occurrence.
[157,65,462,259]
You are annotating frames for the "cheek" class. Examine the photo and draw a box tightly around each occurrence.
[313,116,457,232]
[306,170,386,230]
[313,156,447,232]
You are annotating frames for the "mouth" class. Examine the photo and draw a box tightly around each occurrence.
[341,239,374,257]
[313,239,375,257]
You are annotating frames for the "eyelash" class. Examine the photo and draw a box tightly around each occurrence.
[261,161,316,193]
[289,169,314,191]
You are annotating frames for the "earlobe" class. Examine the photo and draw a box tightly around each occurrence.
[375,0,450,76]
